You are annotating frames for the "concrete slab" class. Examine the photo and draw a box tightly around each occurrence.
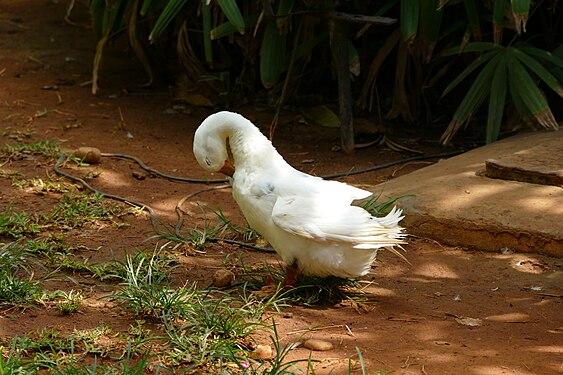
[374,131,563,257]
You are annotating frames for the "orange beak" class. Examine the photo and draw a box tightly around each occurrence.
[218,159,235,177]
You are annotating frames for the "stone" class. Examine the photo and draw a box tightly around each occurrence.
[213,269,235,287]
[303,339,333,351]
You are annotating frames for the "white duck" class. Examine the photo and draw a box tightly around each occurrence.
[193,111,406,282]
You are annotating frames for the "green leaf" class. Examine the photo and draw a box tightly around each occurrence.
[400,0,419,43]
[492,0,507,44]
[511,0,531,33]
[217,0,245,34]
[276,0,295,32]
[149,0,188,42]
[202,1,212,65]
[303,105,341,128]
[420,0,443,61]
[441,53,502,143]
[486,52,508,143]
[441,49,500,98]
[348,41,360,76]
[512,48,563,97]
[463,0,481,40]
[508,58,558,129]
[520,46,563,70]
[441,42,500,56]
[140,0,153,16]
[260,22,287,89]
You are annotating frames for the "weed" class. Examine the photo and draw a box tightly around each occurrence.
[49,192,128,229]
[0,139,61,159]
[55,290,84,315]
[238,320,313,375]
[12,177,70,194]
[0,243,44,306]
[108,249,194,318]
[0,209,42,239]
[361,193,414,217]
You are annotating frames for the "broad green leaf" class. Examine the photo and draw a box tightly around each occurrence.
[150,0,188,42]
[400,0,419,43]
[511,0,531,33]
[512,48,563,97]
[217,0,245,34]
[486,52,508,143]
[260,22,287,89]
[441,49,500,98]
[508,59,558,129]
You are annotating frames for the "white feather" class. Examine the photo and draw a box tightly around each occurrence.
[193,111,406,278]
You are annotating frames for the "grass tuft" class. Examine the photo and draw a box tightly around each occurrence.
[0,243,44,306]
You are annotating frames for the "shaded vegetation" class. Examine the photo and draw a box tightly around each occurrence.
[86,0,562,144]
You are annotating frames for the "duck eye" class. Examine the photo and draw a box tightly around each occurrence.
[205,157,211,166]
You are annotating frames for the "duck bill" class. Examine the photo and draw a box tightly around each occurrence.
[218,159,235,177]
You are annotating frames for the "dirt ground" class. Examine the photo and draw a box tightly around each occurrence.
[0,1,561,374]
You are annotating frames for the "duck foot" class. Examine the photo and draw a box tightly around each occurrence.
[281,262,299,288]
[253,262,300,298]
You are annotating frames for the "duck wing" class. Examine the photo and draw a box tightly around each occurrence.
[271,195,405,249]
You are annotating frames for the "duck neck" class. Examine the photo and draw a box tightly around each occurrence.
[225,116,286,171]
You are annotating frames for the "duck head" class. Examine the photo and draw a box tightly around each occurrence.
[193,115,236,177]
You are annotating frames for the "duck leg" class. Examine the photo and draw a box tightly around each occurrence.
[281,262,300,288]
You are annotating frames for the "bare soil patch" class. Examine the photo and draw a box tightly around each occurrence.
[0,1,561,374]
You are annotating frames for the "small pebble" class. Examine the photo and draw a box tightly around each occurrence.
[303,339,333,351]
[73,147,101,164]
[213,269,235,288]
[252,344,272,359]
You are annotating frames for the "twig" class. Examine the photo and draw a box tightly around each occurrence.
[286,324,346,335]
[321,150,465,179]
[538,293,563,298]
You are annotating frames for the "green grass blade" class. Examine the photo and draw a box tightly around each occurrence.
[400,0,419,43]
[217,0,245,34]
[441,49,499,98]
[149,0,188,42]
[486,51,508,143]
[512,48,563,97]
[508,58,558,129]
